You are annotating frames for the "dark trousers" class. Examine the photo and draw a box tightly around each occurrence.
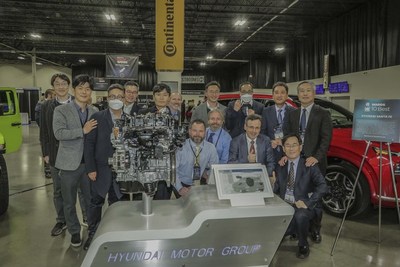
[153,181,172,200]
[285,208,317,247]
[87,182,119,237]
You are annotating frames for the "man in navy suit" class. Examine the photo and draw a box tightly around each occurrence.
[83,83,125,250]
[284,81,333,243]
[228,114,275,177]
[123,81,141,115]
[225,81,264,138]
[261,81,296,163]
[274,134,328,259]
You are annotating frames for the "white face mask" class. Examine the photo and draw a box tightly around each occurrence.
[241,93,252,104]
[108,99,124,110]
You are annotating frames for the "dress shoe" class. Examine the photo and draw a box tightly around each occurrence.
[289,234,298,241]
[311,231,322,243]
[296,245,310,259]
[84,235,93,251]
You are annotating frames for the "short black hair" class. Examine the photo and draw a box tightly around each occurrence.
[282,133,302,146]
[124,81,139,89]
[44,89,54,98]
[272,81,289,94]
[152,83,171,96]
[50,73,70,86]
[72,74,94,90]
[107,83,124,93]
[245,114,262,125]
[239,81,254,91]
[189,119,206,129]
[205,81,221,91]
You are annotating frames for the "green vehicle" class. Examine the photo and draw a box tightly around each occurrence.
[0,87,22,215]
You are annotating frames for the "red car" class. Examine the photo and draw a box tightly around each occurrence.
[219,93,400,217]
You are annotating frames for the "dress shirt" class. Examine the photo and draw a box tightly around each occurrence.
[175,139,219,191]
[299,103,314,129]
[246,134,258,161]
[206,127,232,164]
[123,103,134,114]
[285,156,301,202]
[275,104,287,125]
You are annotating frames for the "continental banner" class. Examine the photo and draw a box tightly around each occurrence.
[156,0,184,71]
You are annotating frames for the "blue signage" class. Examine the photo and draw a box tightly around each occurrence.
[352,99,400,143]
[316,81,349,94]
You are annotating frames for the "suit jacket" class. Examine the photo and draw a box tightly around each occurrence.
[273,157,328,210]
[225,100,264,138]
[84,109,122,198]
[53,101,97,171]
[190,102,226,127]
[261,104,296,162]
[228,133,275,176]
[127,102,141,116]
[284,104,332,175]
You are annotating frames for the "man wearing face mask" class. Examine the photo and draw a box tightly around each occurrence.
[83,83,125,250]
[225,81,264,138]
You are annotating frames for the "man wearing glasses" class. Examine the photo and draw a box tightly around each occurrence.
[123,81,141,115]
[225,81,264,138]
[274,133,328,259]
[83,83,125,250]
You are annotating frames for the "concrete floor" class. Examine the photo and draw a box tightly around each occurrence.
[1,125,399,267]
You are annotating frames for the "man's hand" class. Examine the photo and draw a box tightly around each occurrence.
[83,119,98,134]
[278,156,287,166]
[43,156,49,164]
[247,109,255,116]
[248,152,256,163]
[295,200,308,209]
[88,171,97,181]
[179,187,191,196]
[269,171,276,187]
[233,100,242,112]
[305,156,318,167]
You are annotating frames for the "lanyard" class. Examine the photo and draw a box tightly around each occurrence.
[189,140,203,166]
[206,129,222,147]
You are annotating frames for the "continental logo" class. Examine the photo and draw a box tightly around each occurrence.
[163,0,176,57]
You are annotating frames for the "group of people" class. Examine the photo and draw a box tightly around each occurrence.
[39,73,332,259]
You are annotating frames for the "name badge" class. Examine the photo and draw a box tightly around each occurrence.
[284,190,295,204]
[274,125,283,139]
[193,166,201,181]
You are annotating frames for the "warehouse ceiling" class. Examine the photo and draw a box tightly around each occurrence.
[0,0,370,70]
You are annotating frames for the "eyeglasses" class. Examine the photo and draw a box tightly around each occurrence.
[108,95,124,100]
[54,82,69,87]
[125,90,138,94]
[284,143,300,148]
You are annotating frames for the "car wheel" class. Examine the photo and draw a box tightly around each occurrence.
[0,154,9,216]
[322,162,370,218]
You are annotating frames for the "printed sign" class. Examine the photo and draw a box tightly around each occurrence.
[352,99,400,143]
[105,55,139,79]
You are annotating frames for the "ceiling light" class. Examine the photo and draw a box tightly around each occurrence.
[79,59,86,63]
[30,33,41,39]
[105,13,116,21]
[138,61,143,65]
[17,56,25,60]
[206,55,213,60]
[234,19,247,26]
[216,42,225,47]
[36,62,43,65]
[60,50,66,53]
[275,47,285,52]
[200,62,206,66]
[122,39,129,44]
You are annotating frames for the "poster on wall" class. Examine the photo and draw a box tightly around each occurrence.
[105,54,139,79]
[352,99,400,143]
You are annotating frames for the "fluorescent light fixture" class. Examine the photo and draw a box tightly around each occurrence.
[216,42,225,47]
[206,55,213,60]
[110,14,116,20]
[234,19,247,26]
[30,33,41,39]
[138,61,143,65]
[36,62,43,65]
[60,50,66,53]
[200,62,206,66]
[17,56,25,60]
[275,47,285,52]
[122,39,129,44]
[79,59,86,63]
[105,13,116,21]
[105,14,111,20]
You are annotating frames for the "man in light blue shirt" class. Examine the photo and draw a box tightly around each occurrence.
[206,109,232,164]
[175,119,219,197]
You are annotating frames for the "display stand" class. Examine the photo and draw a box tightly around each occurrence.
[331,142,400,255]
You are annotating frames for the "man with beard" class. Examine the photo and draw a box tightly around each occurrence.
[174,119,219,197]
[168,92,182,122]
[206,109,232,164]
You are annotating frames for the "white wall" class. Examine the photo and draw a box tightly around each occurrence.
[286,65,400,111]
[0,63,72,93]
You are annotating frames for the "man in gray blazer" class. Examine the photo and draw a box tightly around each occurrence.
[53,74,98,247]
[228,114,275,177]
[190,81,226,127]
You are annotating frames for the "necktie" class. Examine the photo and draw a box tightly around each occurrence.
[194,146,200,166]
[249,140,255,154]
[277,109,283,125]
[207,132,215,144]
[300,108,307,132]
[287,161,295,191]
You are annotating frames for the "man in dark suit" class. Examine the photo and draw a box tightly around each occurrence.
[225,81,264,138]
[228,114,275,177]
[274,134,328,259]
[123,81,141,115]
[261,81,296,163]
[283,80,333,243]
[83,83,125,250]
